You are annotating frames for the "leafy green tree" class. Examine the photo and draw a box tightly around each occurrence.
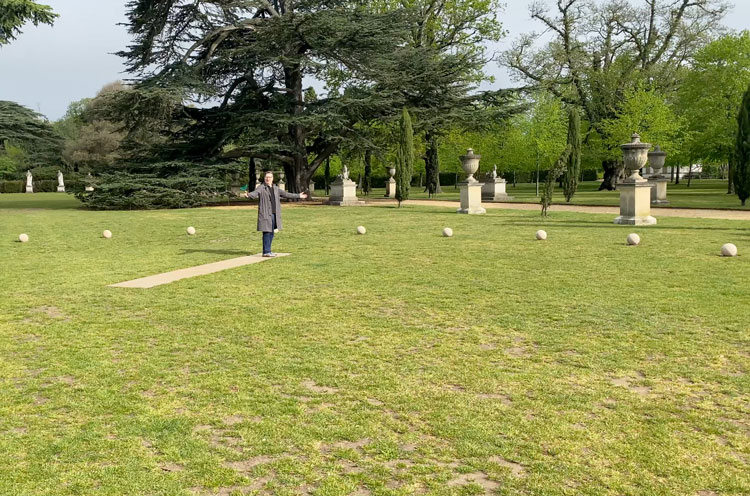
[503,0,729,190]
[678,32,750,194]
[0,101,63,167]
[735,83,750,206]
[601,86,684,158]
[0,141,26,177]
[395,108,414,206]
[563,108,581,202]
[0,0,57,45]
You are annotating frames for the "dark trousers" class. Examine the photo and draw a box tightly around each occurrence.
[262,217,277,254]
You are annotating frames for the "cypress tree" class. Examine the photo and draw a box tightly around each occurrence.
[562,108,581,202]
[395,107,414,207]
[363,149,372,196]
[734,83,750,206]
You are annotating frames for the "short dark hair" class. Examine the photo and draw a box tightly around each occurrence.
[264,171,274,177]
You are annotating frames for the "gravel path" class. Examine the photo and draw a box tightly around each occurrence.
[367,199,750,221]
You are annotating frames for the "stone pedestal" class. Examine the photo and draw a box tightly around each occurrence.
[57,185,65,192]
[85,186,94,192]
[384,177,396,198]
[26,184,33,193]
[325,177,365,206]
[481,178,513,202]
[278,180,286,192]
[308,181,315,195]
[614,179,656,225]
[648,177,669,204]
[457,180,486,214]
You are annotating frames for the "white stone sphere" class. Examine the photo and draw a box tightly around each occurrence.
[627,233,641,246]
[102,230,112,239]
[187,226,196,235]
[535,230,547,241]
[442,227,453,237]
[18,233,29,243]
[357,226,366,235]
[721,243,738,257]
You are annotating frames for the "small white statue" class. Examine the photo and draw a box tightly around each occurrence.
[25,170,33,193]
[490,165,498,180]
[340,164,349,181]
[57,170,65,192]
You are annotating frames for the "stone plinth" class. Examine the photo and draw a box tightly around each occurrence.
[325,177,365,206]
[57,185,65,192]
[481,178,513,202]
[457,181,486,214]
[648,177,669,204]
[384,177,396,198]
[278,181,286,192]
[614,179,656,225]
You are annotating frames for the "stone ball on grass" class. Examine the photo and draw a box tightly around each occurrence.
[102,230,112,239]
[442,227,453,238]
[18,233,29,243]
[357,226,366,235]
[627,233,641,246]
[721,243,738,257]
[187,226,196,235]
[535,230,547,241]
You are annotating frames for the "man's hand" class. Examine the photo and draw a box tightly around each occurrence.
[244,191,250,198]
[299,192,308,199]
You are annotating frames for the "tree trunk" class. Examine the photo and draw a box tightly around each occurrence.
[728,160,734,194]
[324,157,330,195]
[363,149,372,196]
[284,62,306,194]
[424,133,440,198]
[248,157,256,190]
[598,159,620,191]
[687,164,693,188]
[675,165,680,184]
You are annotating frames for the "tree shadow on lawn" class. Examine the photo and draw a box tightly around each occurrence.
[180,249,256,256]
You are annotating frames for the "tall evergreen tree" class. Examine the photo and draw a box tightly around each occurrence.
[734,83,750,206]
[563,108,581,202]
[0,101,63,167]
[0,0,57,45]
[363,149,372,196]
[395,107,414,207]
[117,0,418,193]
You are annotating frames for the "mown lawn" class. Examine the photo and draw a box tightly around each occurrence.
[1,199,748,495]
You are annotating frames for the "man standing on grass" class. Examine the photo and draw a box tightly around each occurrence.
[246,171,307,257]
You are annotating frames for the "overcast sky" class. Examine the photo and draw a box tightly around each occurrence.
[1,0,749,121]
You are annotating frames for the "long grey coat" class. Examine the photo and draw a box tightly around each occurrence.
[247,184,301,232]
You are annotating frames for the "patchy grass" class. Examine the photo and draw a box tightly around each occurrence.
[1,200,748,495]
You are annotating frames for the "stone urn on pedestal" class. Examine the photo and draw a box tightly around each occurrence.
[325,164,365,206]
[647,146,669,205]
[614,133,656,225]
[278,171,286,191]
[384,167,396,198]
[481,165,513,202]
[457,148,486,215]
[255,170,261,189]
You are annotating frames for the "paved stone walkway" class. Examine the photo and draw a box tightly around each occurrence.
[110,253,290,289]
